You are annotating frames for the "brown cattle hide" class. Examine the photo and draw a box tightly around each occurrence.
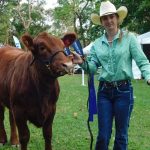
[0,32,76,150]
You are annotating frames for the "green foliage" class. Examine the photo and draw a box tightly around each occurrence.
[0,1,17,44]
[51,0,150,45]
[1,75,150,150]
[50,0,96,46]
[0,0,149,46]
[115,0,150,34]
[0,1,50,45]
[11,1,51,37]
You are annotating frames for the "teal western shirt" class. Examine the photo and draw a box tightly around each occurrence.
[81,30,150,82]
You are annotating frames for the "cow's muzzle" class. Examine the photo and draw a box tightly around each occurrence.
[61,61,75,75]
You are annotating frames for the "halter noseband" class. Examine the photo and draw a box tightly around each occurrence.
[30,50,67,74]
[40,50,66,66]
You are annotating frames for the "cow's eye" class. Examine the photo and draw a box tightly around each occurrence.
[39,45,46,52]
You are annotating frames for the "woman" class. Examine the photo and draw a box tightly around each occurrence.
[73,1,150,150]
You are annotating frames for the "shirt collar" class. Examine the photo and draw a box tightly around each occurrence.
[102,29,121,43]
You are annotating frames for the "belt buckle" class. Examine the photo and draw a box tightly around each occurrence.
[104,82,110,88]
[104,82,108,88]
[113,81,118,87]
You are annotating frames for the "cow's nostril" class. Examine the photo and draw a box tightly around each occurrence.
[62,63,67,68]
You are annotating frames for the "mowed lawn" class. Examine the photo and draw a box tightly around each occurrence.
[1,74,150,150]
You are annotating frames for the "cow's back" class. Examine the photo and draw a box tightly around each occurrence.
[0,46,32,107]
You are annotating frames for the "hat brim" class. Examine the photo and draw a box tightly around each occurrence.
[91,6,128,25]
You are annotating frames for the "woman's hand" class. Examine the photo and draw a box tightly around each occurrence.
[71,52,84,64]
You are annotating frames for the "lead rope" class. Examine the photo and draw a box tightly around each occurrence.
[86,61,94,150]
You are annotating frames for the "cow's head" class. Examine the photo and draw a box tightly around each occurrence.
[21,32,78,77]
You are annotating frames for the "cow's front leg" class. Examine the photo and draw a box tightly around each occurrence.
[15,114,30,150]
[0,104,7,145]
[9,110,19,146]
[43,113,55,150]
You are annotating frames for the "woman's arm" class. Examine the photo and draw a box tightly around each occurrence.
[129,33,150,82]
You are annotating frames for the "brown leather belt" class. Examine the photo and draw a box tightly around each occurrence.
[101,80,130,88]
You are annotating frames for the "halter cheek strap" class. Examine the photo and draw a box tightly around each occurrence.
[30,51,67,75]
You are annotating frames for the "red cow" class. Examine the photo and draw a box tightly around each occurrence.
[0,32,77,150]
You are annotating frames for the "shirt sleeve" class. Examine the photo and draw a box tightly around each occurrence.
[130,33,150,81]
[80,45,101,74]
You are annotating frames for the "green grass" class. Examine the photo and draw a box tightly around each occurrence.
[1,75,150,150]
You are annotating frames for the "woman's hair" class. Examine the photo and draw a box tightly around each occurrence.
[118,30,123,43]
[115,13,124,43]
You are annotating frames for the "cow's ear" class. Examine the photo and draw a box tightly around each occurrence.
[21,33,35,53]
[61,32,77,47]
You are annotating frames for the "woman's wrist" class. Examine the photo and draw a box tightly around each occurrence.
[71,52,84,64]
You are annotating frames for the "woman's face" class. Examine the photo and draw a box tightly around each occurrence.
[100,14,119,31]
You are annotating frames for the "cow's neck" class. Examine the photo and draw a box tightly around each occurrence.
[29,61,60,119]
[31,60,59,94]
[34,58,59,79]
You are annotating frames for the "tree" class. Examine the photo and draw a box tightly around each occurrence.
[12,0,51,37]
[115,0,150,34]
[0,1,18,44]
[50,0,150,46]
[15,0,32,32]
[50,0,98,47]
[0,0,149,46]
[0,0,51,45]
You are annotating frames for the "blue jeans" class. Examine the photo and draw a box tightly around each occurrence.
[95,81,134,150]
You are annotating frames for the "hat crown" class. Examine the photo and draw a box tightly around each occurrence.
[91,0,128,25]
[100,1,117,16]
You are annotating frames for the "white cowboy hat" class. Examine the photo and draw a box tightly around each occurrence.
[91,1,128,25]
